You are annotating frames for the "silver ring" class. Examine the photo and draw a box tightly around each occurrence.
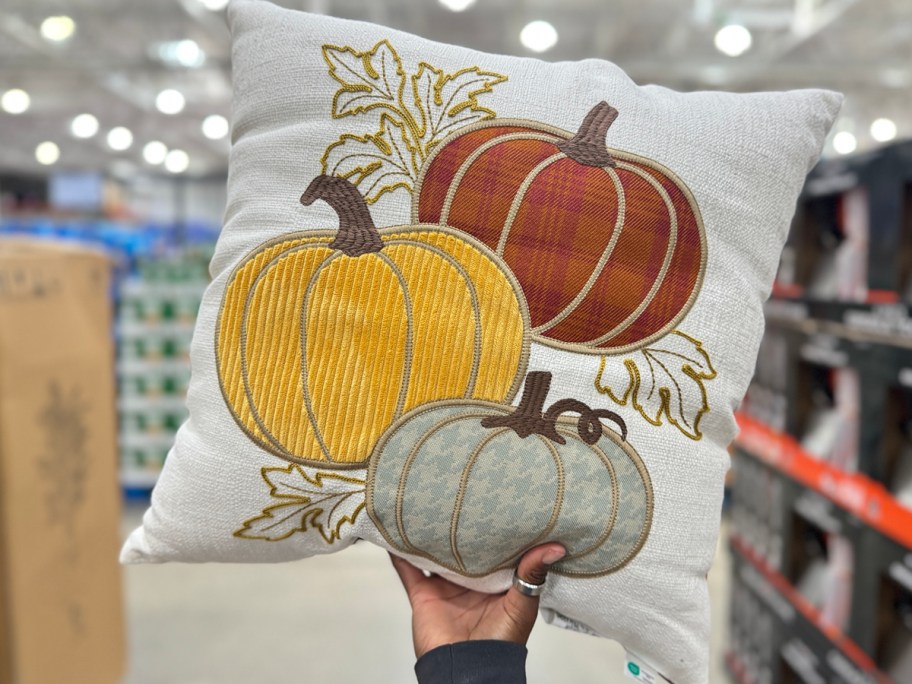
[512,570,546,597]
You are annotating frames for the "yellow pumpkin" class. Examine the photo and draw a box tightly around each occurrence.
[215,175,530,468]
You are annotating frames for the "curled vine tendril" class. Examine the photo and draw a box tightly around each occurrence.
[545,399,628,444]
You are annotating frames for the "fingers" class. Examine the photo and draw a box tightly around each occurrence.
[500,543,566,643]
[515,542,566,587]
[389,552,427,601]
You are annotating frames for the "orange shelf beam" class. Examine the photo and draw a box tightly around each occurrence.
[730,534,888,682]
[735,413,912,551]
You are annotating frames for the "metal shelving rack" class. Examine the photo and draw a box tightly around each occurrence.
[727,140,912,684]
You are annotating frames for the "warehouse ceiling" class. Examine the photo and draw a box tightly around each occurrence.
[0,0,910,177]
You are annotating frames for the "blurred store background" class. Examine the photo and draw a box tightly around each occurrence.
[1,1,911,683]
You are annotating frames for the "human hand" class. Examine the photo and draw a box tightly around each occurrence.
[389,544,567,658]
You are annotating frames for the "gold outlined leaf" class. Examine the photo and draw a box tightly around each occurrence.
[321,114,418,203]
[408,63,507,153]
[320,39,507,202]
[235,465,365,544]
[595,331,717,441]
[323,40,406,118]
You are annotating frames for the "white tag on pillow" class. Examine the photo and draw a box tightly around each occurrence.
[624,651,672,683]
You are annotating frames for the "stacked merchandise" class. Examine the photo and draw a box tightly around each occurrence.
[118,247,212,493]
[0,217,171,276]
[729,139,912,684]
[0,218,217,495]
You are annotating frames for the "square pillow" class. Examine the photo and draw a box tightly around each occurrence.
[122,2,841,681]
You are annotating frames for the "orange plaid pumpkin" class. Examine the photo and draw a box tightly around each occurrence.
[413,102,707,355]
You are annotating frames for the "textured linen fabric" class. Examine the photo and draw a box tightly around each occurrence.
[121,2,842,682]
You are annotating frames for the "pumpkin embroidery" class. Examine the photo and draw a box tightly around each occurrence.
[321,39,508,204]
[215,175,530,469]
[413,102,708,356]
[366,371,653,577]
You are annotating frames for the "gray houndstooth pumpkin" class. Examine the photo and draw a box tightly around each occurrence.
[366,371,653,577]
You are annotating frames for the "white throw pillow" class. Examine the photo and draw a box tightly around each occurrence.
[122,2,841,681]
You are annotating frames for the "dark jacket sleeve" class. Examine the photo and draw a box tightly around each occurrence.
[414,640,527,684]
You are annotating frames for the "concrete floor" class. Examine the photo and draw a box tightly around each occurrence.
[120,506,732,683]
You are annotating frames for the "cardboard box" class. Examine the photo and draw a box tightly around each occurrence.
[0,239,124,684]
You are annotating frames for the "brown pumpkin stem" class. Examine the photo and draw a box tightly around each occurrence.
[481,371,627,445]
[557,102,618,168]
[481,371,566,444]
[300,175,384,257]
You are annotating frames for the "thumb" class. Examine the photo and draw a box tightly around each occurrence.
[501,543,566,641]
[515,543,566,587]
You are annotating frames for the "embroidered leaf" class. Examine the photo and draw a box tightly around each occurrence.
[595,331,717,441]
[320,39,507,202]
[408,63,508,152]
[321,114,418,203]
[323,40,406,118]
[235,465,366,544]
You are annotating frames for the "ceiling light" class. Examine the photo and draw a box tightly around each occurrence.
[870,118,897,143]
[833,131,857,155]
[202,114,229,140]
[107,126,134,151]
[520,20,558,53]
[1,89,30,114]
[200,0,229,10]
[40,16,76,42]
[143,141,168,165]
[156,89,186,115]
[155,41,206,68]
[35,141,60,165]
[165,149,190,173]
[71,113,99,138]
[439,0,476,11]
[176,39,205,68]
[714,24,752,57]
